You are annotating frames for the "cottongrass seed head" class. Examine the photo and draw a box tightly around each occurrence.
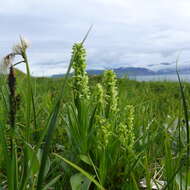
[0,53,15,74]
[12,36,30,55]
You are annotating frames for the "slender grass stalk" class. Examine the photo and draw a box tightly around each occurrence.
[0,122,13,189]
[176,58,189,189]
[42,175,61,190]
[21,42,37,140]
[0,87,9,119]
[163,148,187,190]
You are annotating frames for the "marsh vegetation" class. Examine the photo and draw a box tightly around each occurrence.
[0,37,190,190]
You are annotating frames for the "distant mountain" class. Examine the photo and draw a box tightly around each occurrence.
[113,67,155,77]
[92,67,155,77]
[52,67,156,78]
[52,74,66,78]
[86,69,104,75]
[87,66,190,76]
[51,66,190,78]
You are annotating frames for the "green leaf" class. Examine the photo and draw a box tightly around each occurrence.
[53,153,105,190]
[36,102,60,190]
[175,173,186,190]
[79,154,92,166]
[37,149,51,178]
[26,143,40,175]
[70,173,92,190]
[0,122,13,190]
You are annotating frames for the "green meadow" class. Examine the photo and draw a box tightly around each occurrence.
[0,38,190,190]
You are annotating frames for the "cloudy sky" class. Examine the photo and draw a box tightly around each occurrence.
[1,0,190,76]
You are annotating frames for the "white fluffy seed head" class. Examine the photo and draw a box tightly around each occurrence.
[12,36,30,55]
[0,53,15,74]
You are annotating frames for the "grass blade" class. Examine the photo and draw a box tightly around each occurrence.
[53,153,105,190]
[42,175,61,190]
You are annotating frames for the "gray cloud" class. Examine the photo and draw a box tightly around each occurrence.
[1,0,190,76]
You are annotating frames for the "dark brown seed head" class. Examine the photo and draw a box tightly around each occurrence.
[8,66,16,128]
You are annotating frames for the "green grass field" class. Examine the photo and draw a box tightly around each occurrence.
[0,38,190,189]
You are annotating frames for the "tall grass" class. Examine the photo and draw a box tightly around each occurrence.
[0,34,190,189]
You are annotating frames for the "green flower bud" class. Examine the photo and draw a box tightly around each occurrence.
[71,43,90,102]
[94,83,104,112]
[117,105,135,150]
[96,115,112,150]
[103,70,118,116]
